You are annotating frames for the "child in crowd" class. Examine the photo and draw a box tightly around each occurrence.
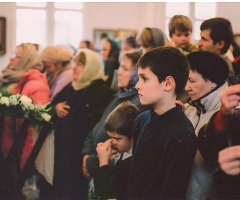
[166,15,198,54]
[93,102,140,200]
[126,46,198,199]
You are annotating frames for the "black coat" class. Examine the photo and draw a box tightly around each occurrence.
[51,79,114,199]
[198,111,240,199]
[126,106,197,200]
[94,155,132,200]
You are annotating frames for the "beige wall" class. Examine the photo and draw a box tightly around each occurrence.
[0,2,240,72]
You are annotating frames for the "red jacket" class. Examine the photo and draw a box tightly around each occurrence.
[2,69,50,170]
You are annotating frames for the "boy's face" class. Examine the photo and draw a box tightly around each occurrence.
[171,30,191,49]
[198,29,221,55]
[107,132,133,153]
[135,67,165,106]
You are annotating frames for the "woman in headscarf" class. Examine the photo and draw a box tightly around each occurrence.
[101,38,120,87]
[51,49,114,200]
[0,43,50,171]
[137,27,166,54]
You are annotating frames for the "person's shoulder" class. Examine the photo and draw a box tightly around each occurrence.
[134,110,151,124]
[174,108,196,136]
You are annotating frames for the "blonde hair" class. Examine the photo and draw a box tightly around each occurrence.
[169,15,192,37]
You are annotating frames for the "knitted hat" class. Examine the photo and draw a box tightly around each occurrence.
[41,45,74,63]
[187,51,229,86]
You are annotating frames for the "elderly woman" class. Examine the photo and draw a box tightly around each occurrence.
[184,51,230,200]
[0,43,50,171]
[50,49,114,200]
[41,45,75,100]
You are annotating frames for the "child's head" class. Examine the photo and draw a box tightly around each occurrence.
[135,46,189,103]
[168,15,192,49]
[105,102,140,153]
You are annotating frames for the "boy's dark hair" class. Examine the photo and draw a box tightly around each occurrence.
[105,102,140,139]
[187,51,229,86]
[169,15,193,37]
[200,17,233,54]
[137,46,189,96]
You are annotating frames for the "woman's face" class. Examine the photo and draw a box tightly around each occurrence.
[43,61,61,75]
[185,70,217,101]
[9,46,23,70]
[101,41,111,61]
[73,61,85,81]
[117,57,135,89]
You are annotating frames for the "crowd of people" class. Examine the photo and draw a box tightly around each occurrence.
[1,15,240,200]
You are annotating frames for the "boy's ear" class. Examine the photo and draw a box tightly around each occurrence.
[164,76,176,92]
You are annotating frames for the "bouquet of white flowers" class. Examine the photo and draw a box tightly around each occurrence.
[0,90,55,126]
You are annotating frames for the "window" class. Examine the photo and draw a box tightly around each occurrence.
[165,2,217,42]
[16,3,83,48]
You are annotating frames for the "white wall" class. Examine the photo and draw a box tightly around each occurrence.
[0,2,240,72]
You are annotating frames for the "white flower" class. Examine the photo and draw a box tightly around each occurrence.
[0,96,10,106]
[41,113,51,122]
[9,95,19,106]
[20,95,33,108]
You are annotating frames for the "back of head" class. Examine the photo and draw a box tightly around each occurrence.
[137,27,166,49]
[41,45,74,64]
[72,48,104,90]
[105,101,140,138]
[200,17,233,54]
[137,46,189,96]
[169,15,192,37]
[124,34,138,49]
[187,51,229,86]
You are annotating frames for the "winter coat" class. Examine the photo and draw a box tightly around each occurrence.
[185,82,229,200]
[52,79,114,199]
[198,111,240,199]
[1,69,50,171]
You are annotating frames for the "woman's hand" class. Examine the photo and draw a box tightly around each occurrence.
[55,102,70,118]
[219,146,240,176]
[82,155,91,179]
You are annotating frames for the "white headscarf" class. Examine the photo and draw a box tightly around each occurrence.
[72,49,104,90]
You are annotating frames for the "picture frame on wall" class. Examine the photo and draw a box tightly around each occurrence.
[93,28,137,52]
[0,17,6,55]
[93,29,116,52]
